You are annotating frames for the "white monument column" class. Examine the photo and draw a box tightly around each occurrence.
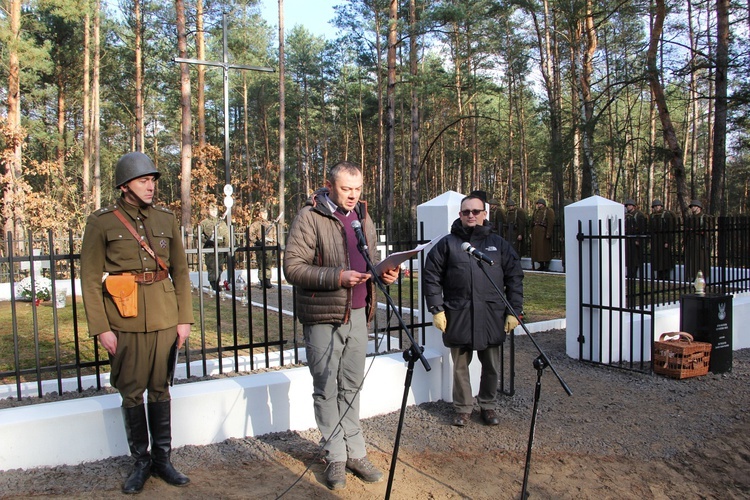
[564,196,626,362]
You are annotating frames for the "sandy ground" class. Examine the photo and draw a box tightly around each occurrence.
[1,329,749,499]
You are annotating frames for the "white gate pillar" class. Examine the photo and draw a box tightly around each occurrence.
[564,196,626,362]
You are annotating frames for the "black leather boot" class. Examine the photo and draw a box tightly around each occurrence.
[147,401,190,487]
[264,278,273,289]
[122,405,152,494]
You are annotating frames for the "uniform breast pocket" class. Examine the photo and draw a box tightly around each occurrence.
[150,225,173,260]
[106,229,141,268]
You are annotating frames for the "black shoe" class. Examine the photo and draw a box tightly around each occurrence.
[481,408,500,426]
[147,401,190,487]
[123,459,151,494]
[452,412,471,427]
[264,279,273,289]
[151,459,190,487]
[121,405,152,494]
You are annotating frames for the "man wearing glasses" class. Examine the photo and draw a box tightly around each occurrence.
[422,193,524,427]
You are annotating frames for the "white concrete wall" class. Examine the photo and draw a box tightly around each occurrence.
[563,195,750,361]
[0,279,78,301]
[0,318,563,471]
[0,349,441,470]
[605,292,750,362]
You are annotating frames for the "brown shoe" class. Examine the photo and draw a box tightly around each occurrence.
[346,456,383,483]
[325,461,346,490]
[452,412,471,427]
[481,408,499,426]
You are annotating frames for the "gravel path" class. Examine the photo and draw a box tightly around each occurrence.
[1,329,749,499]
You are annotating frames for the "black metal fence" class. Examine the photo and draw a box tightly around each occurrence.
[0,227,432,400]
[575,216,750,373]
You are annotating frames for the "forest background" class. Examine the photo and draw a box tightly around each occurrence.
[1,0,749,250]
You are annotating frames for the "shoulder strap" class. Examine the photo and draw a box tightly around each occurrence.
[113,209,169,271]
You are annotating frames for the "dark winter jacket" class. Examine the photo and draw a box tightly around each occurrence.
[283,188,380,325]
[422,219,524,350]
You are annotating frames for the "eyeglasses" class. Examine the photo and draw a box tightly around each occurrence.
[460,209,485,216]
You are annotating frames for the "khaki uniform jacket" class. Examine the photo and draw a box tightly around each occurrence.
[81,200,195,336]
[684,211,712,281]
[530,206,555,262]
[200,216,230,248]
[248,218,277,245]
[649,209,676,272]
[502,207,527,255]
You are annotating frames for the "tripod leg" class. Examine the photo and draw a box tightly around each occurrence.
[521,355,549,499]
[385,348,419,500]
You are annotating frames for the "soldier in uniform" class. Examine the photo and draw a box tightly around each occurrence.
[624,199,648,299]
[530,199,555,271]
[248,207,277,289]
[684,199,712,283]
[649,199,676,280]
[487,196,503,234]
[81,152,194,494]
[199,204,230,291]
[501,199,527,257]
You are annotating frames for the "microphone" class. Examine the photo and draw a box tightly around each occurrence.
[351,220,368,250]
[461,242,494,266]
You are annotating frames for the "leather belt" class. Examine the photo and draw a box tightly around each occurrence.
[115,270,169,284]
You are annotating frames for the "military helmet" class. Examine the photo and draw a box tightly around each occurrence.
[115,152,160,188]
[689,199,703,209]
[536,198,546,206]
[651,199,663,207]
[506,199,516,206]
[624,199,636,206]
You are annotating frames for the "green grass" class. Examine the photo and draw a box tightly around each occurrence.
[1,272,567,381]
[380,272,567,323]
[0,290,297,383]
[522,272,567,322]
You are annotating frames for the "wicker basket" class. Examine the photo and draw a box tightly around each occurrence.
[653,332,712,379]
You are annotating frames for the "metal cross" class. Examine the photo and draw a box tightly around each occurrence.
[175,11,274,288]
[174,11,274,207]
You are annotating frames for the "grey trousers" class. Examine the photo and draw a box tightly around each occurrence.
[304,308,368,463]
[450,345,500,414]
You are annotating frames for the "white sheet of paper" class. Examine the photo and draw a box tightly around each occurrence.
[374,237,443,274]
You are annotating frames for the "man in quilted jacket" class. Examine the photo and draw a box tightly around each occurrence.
[283,161,399,491]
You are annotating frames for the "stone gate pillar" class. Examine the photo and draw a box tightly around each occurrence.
[564,195,626,362]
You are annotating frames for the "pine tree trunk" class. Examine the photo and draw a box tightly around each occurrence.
[647,0,689,212]
[278,0,286,244]
[93,0,102,208]
[176,0,192,229]
[134,0,144,151]
[710,0,729,215]
[82,12,91,209]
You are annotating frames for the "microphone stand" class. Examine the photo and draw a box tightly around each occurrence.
[472,258,572,499]
[354,236,430,500]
